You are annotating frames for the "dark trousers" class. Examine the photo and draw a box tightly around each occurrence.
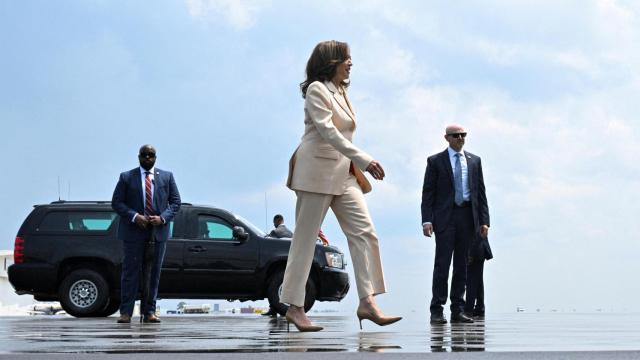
[430,206,474,315]
[120,235,167,316]
[465,259,485,315]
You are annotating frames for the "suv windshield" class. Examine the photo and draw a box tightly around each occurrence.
[234,214,266,237]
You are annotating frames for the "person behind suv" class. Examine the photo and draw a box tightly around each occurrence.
[111,144,181,324]
[269,214,293,238]
[263,214,332,317]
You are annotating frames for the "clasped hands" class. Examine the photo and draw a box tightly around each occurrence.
[134,214,163,229]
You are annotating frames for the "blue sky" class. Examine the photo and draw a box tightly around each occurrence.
[1,0,639,314]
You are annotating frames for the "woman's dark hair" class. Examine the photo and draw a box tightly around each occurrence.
[300,40,350,98]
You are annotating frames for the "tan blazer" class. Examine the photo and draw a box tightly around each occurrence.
[287,80,373,195]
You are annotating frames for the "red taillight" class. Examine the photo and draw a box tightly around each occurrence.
[14,236,24,264]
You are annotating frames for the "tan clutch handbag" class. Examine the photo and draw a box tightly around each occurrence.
[350,162,372,194]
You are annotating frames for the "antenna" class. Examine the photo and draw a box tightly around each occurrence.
[57,176,61,201]
[264,192,268,232]
[68,181,71,200]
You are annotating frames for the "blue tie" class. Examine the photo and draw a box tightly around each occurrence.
[454,153,463,205]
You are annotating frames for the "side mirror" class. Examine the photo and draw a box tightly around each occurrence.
[232,226,249,241]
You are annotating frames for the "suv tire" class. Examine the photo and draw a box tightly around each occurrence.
[58,269,110,317]
[99,298,121,317]
[266,269,316,316]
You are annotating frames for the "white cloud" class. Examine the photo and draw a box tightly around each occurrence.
[185,0,270,30]
[318,0,442,43]
[355,28,437,87]
[345,0,639,86]
[596,0,635,35]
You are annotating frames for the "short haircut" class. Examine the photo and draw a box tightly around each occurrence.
[273,214,284,222]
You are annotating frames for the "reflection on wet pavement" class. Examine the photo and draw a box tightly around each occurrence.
[0,313,639,353]
[430,323,486,352]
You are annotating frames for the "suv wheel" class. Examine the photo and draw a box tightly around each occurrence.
[98,298,121,317]
[266,269,316,316]
[58,269,110,317]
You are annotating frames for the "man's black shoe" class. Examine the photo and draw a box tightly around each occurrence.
[430,313,447,325]
[451,312,474,323]
[261,307,278,317]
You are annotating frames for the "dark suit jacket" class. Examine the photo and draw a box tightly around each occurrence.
[269,224,293,238]
[112,167,181,243]
[421,149,492,259]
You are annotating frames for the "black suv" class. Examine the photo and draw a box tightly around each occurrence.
[8,201,349,317]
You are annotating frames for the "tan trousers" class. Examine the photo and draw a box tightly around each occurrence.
[280,176,386,307]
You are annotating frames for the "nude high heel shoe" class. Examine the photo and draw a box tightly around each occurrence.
[356,307,402,330]
[285,310,323,332]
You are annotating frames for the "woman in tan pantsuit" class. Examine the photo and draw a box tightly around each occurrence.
[281,40,402,332]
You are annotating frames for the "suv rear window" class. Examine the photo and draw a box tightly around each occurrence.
[37,211,117,232]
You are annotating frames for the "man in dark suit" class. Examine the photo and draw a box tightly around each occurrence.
[269,214,294,238]
[263,214,331,317]
[263,214,294,317]
[112,144,181,323]
[422,125,490,325]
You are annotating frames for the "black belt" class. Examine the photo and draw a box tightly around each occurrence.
[454,201,471,208]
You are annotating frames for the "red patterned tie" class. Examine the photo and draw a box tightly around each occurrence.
[144,171,154,216]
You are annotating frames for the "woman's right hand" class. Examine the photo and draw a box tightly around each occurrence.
[366,160,385,180]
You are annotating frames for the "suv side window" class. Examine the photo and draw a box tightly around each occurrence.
[37,211,117,232]
[197,215,233,240]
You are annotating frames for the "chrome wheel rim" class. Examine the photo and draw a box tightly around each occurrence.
[68,279,98,308]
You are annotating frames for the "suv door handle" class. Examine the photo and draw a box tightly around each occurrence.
[188,245,206,253]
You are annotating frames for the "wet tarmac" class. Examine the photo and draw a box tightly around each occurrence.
[0,313,639,354]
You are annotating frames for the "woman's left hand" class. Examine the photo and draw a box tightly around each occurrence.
[366,160,385,180]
